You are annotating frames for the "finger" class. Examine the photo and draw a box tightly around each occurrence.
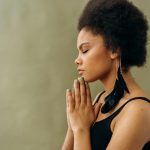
[71,91,75,106]
[78,77,87,106]
[86,82,92,106]
[72,87,75,100]
[71,88,75,109]
[66,89,75,112]
[66,89,73,128]
[66,89,69,108]
[74,79,81,108]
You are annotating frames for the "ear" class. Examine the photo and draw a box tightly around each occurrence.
[110,49,120,59]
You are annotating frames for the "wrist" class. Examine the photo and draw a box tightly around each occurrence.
[67,127,73,134]
[66,128,74,139]
[73,128,90,135]
[73,128,91,150]
[67,127,72,131]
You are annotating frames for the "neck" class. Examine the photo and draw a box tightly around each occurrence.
[99,68,140,97]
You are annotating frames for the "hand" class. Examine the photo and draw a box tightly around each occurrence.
[66,77,101,133]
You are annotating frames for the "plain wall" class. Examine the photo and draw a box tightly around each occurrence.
[0,0,149,150]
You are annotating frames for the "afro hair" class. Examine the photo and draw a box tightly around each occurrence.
[78,0,149,72]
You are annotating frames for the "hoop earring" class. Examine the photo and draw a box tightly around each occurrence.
[101,62,130,114]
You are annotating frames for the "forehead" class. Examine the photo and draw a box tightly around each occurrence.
[77,28,104,49]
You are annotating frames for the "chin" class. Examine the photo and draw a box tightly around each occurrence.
[82,75,98,83]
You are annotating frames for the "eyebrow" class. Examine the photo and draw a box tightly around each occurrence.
[78,42,90,51]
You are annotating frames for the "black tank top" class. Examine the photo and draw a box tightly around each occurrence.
[90,91,150,150]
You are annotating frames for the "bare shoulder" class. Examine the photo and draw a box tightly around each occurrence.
[107,97,150,150]
[125,96,150,110]
[121,96,150,118]
[116,96,150,128]
[117,91,150,122]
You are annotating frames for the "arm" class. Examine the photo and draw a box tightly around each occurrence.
[62,87,75,150]
[106,99,150,150]
[62,128,74,150]
[66,77,101,150]
[74,129,91,150]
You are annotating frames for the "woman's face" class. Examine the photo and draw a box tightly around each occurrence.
[75,28,115,82]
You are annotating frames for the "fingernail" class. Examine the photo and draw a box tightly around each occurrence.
[66,89,71,93]
[78,76,84,82]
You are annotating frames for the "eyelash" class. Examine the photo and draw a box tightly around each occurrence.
[82,50,89,54]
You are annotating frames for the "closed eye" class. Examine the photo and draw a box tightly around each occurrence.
[82,50,89,53]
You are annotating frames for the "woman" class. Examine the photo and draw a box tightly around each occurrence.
[62,0,150,149]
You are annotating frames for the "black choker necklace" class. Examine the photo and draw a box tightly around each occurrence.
[101,66,130,114]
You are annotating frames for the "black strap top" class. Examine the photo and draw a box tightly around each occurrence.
[90,91,150,150]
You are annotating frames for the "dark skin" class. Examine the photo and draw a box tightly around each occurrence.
[65,77,101,150]
[63,76,150,150]
[62,28,150,150]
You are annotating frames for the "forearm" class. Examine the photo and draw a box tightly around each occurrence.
[62,128,74,150]
[73,129,92,150]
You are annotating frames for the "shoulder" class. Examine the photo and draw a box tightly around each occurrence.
[107,98,150,150]
[116,97,150,130]
[120,98,150,121]
[116,98,150,140]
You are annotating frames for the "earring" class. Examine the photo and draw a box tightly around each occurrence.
[101,64,130,114]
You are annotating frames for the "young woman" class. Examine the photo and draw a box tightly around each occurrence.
[62,0,150,149]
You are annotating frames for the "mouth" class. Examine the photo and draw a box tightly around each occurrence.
[78,70,84,75]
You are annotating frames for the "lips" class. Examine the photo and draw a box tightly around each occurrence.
[77,67,84,71]
[77,69,84,75]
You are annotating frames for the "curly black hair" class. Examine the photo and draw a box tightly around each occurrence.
[78,0,149,72]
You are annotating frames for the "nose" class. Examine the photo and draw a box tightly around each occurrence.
[74,55,82,65]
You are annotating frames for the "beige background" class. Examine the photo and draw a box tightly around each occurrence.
[0,0,149,150]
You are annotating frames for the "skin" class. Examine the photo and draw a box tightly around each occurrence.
[62,28,150,150]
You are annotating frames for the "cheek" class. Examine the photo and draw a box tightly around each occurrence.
[90,51,111,69]
[85,52,112,81]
